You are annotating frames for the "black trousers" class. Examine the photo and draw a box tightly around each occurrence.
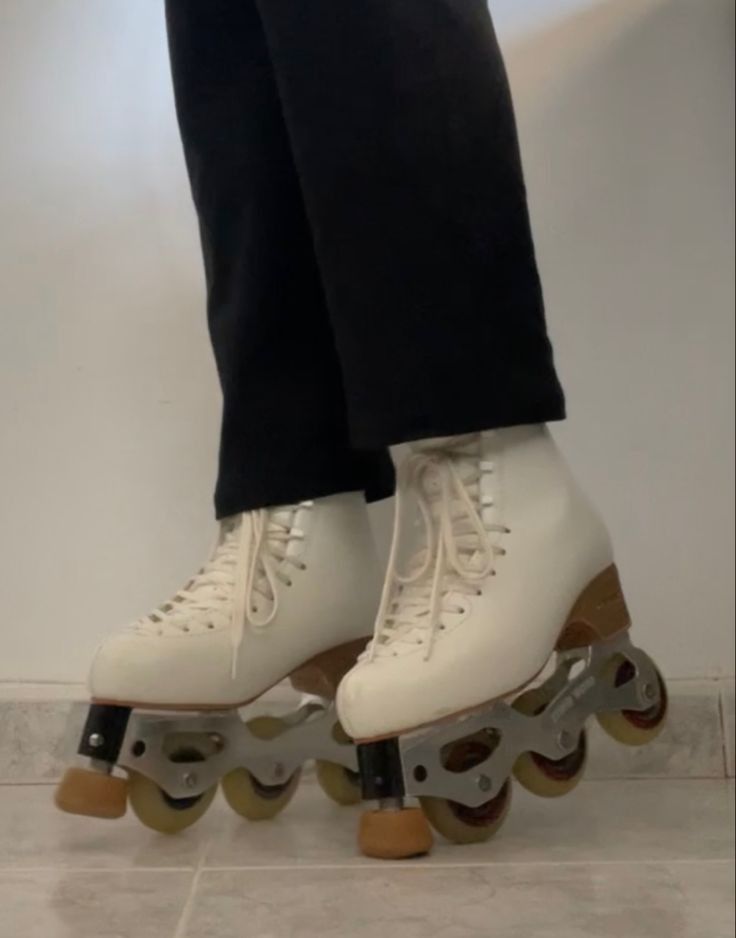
[165,0,565,519]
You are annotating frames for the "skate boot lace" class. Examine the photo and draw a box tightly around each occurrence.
[368,434,507,662]
[133,502,313,677]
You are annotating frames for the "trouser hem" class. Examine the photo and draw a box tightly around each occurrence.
[350,402,567,451]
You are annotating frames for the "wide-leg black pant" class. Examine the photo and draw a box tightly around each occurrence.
[165,0,565,519]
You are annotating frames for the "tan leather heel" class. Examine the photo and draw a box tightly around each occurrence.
[557,564,631,651]
[289,637,368,699]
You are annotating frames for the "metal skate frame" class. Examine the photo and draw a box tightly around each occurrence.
[75,699,358,800]
[360,633,663,809]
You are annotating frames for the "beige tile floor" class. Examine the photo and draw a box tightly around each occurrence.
[0,778,733,938]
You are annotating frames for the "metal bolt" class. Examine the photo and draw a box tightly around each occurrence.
[477,775,492,793]
[273,762,286,780]
[558,731,574,750]
[88,733,105,749]
[643,683,657,702]
[183,772,198,789]
[209,733,225,752]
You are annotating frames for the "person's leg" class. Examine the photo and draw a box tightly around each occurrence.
[165,0,394,517]
[254,0,565,448]
[243,1,666,861]
[56,2,397,828]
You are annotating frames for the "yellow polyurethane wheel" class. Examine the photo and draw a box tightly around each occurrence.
[315,760,362,806]
[221,715,302,821]
[596,655,668,746]
[420,779,512,845]
[512,687,588,798]
[221,766,302,821]
[513,739,587,798]
[127,770,217,834]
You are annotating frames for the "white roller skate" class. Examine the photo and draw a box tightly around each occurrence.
[55,492,380,833]
[337,428,667,859]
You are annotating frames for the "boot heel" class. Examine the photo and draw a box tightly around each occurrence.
[557,564,631,651]
[290,637,369,699]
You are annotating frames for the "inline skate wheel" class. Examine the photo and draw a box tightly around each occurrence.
[315,721,362,806]
[315,761,362,806]
[221,715,302,821]
[55,767,128,819]
[358,807,434,859]
[512,687,588,798]
[128,743,218,834]
[419,730,512,844]
[596,656,668,746]
[420,780,512,845]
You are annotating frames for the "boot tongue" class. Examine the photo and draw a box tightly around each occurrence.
[410,431,481,453]
[220,507,296,553]
[270,507,296,528]
[404,436,487,576]
[412,436,482,519]
[271,504,309,560]
[410,435,466,453]
[217,514,242,550]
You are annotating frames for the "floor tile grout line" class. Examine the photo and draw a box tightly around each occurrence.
[195,858,736,872]
[3,866,203,874]
[717,686,730,778]
[171,867,204,938]
[170,834,214,938]
[718,681,732,779]
[2,858,734,876]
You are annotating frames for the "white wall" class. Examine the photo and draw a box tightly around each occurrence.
[509,0,735,679]
[491,0,601,36]
[0,1,217,684]
[0,0,733,684]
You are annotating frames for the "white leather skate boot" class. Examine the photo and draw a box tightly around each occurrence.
[57,491,382,832]
[337,428,667,859]
[90,491,380,708]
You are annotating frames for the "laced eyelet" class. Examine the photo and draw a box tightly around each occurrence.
[299,563,308,571]
[286,580,293,587]
[476,589,483,596]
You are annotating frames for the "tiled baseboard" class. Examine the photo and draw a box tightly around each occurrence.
[0,679,733,784]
